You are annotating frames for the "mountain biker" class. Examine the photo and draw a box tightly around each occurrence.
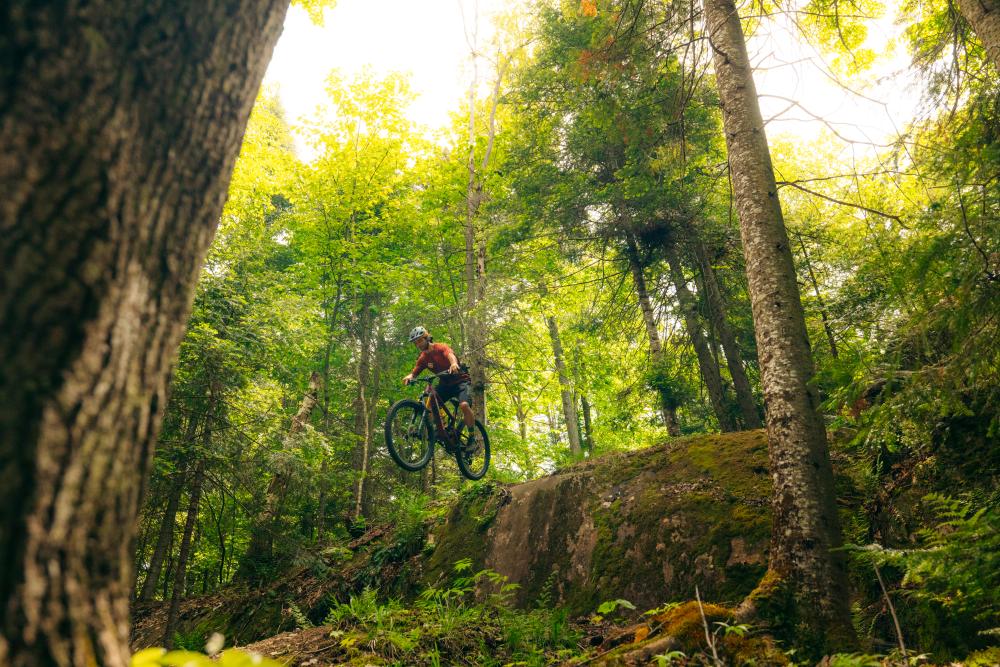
[401,326,476,432]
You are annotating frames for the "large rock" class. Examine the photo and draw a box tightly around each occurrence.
[133,431,775,650]
[423,430,773,614]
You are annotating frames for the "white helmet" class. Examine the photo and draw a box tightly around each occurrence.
[408,325,428,342]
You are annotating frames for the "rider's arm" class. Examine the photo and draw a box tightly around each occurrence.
[445,349,460,374]
[403,353,428,385]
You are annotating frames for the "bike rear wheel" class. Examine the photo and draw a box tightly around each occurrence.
[455,420,490,480]
[385,399,434,472]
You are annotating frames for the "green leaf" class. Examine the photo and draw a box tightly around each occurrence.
[596,598,635,615]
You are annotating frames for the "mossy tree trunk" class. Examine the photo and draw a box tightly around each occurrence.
[666,245,737,432]
[0,2,288,664]
[693,241,763,429]
[547,315,582,457]
[624,237,682,435]
[701,0,856,652]
[573,342,595,452]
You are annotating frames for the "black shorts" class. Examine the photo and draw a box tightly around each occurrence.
[436,380,472,407]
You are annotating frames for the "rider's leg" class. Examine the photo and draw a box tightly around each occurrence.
[456,382,475,429]
[458,400,475,428]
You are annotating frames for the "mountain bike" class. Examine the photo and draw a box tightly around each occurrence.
[384,371,490,480]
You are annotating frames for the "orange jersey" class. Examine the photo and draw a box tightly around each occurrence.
[410,343,469,385]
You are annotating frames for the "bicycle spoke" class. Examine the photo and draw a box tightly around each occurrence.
[455,421,489,480]
[386,401,433,471]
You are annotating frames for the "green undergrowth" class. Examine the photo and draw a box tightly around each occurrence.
[243,575,999,666]
[250,560,583,666]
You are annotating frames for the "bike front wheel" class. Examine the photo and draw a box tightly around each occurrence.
[385,399,435,472]
[455,420,490,480]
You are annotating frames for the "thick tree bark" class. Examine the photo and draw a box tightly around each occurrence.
[238,371,321,581]
[161,458,205,648]
[666,246,738,432]
[138,467,187,602]
[702,0,855,651]
[956,0,1000,71]
[693,241,763,429]
[546,315,582,457]
[623,239,682,435]
[0,3,289,664]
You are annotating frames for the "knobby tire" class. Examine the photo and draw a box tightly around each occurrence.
[455,420,490,480]
[384,399,434,472]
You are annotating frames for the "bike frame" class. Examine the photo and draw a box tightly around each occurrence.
[418,373,460,447]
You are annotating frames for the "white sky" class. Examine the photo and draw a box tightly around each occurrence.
[264,0,919,160]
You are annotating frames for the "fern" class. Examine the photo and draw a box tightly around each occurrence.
[850,494,1000,632]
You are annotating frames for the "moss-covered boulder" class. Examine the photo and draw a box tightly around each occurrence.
[424,430,773,614]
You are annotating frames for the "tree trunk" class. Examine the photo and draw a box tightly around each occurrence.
[515,398,529,447]
[161,459,206,648]
[315,275,343,544]
[702,0,855,651]
[465,68,487,424]
[185,526,201,597]
[161,550,174,601]
[546,315,582,457]
[624,238,682,435]
[0,3,288,663]
[546,408,560,448]
[238,371,321,581]
[361,336,385,519]
[956,0,1000,71]
[580,395,595,454]
[352,295,376,521]
[139,414,198,602]
[138,466,188,602]
[462,51,512,427]
[213,495,227,587]
[666,246,737,432]
[694,241,763,429]
[315,457,329,544]
[572,342,595,453]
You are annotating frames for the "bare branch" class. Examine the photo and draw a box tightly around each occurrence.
[776,179,905,224]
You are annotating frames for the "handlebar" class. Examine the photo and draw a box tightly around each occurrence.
[419,370,454,382]
[405,370,455,386]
